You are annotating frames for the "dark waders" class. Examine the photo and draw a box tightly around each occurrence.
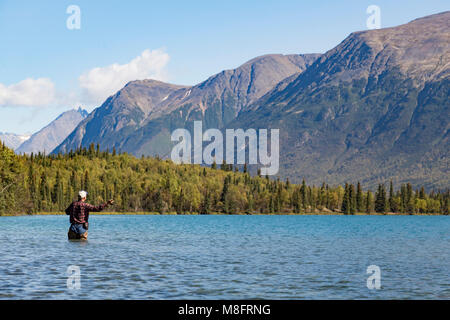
[68,223,88,240]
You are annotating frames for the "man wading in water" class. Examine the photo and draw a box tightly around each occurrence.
[65,191,114,240]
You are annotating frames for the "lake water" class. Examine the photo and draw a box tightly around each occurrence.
[0,215,448,299]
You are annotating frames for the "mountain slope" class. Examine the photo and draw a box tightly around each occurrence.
[0,132,30,150]
[16,108,88,154]
[53,54,320,155]
[231,11,450,189]
[55,81,188,153]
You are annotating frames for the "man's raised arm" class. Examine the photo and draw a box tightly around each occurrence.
[84,199,115,212]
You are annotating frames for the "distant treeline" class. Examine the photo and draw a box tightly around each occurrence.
[0,142,449,215]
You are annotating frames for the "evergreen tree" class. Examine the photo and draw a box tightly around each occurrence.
[28,165,37,212]
[88,143,95,158]
[388,180,394,213]
[366,190,373,214]
[269,196,274,213]
[52,170,64,210]
[200,190,212,214]
[221,175,230,203]
[39,173,51,211]
[406,183,414,214]
[342,183,350,214]
[292,188,301,213]
[300,179,307,211]
[356,182,363,212]
[375,184,388,213]
[349,183,356,214]
[419,186,426,199]
[400,184,407,213]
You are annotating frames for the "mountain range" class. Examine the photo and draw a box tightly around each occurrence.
[15,108,88,154]
[54,53,320,157]
[52,11,449,189]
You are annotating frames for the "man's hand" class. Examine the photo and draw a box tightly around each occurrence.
[107,199,115,206]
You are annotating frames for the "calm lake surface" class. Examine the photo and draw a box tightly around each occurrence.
[0,215,448,299]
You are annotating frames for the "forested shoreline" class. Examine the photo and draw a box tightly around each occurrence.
[0,142,449,215]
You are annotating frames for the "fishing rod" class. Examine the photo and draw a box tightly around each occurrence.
[0,182,14,195]
[109,175,141,207]
[118,175,141,194]
[108,151,172,207]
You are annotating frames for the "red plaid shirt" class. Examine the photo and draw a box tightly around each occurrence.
[65,201,107,224]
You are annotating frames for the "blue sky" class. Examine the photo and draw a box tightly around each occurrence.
[0,0,448,134]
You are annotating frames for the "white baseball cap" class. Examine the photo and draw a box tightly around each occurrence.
[78,190,87,199]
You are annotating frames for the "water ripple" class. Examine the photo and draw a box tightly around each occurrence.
[0,215,448,299]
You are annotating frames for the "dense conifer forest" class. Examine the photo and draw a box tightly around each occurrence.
[0,142,448,215]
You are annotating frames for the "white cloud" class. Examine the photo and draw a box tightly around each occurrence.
[0,78,56,107]
[79,48,170,106]
[0,48,170,110]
